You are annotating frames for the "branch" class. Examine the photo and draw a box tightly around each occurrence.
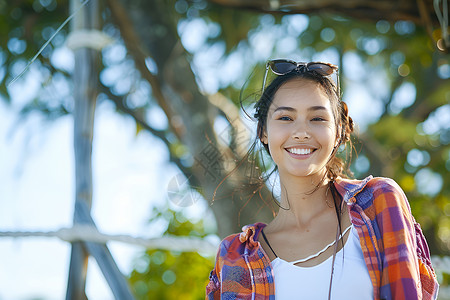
[208,93,252,158]
[403,63,447,121]
[356,132,394,177]
[101,85,197,185]
[106,0,183,139]
[382,76,404,115]
[207,0,439,26]
[416,0,436,47]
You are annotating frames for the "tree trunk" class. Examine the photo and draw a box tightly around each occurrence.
[108,0,277,238]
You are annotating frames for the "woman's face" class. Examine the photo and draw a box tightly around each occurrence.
[261,78,338,180]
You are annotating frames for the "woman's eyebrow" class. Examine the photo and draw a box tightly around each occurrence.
[308,106,327,111]
[273,105,328,113]
[273,106,296,113]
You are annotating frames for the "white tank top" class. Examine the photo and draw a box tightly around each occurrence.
[271,225,373,300]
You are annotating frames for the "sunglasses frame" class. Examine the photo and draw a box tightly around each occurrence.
[262,59,340,95]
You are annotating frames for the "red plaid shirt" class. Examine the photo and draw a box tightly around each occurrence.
[206,176,439,299]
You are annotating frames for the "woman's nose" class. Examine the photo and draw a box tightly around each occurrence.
[292,122,311,140]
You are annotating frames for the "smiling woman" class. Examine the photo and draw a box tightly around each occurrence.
[206,59,439,300]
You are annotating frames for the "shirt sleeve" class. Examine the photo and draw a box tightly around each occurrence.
[205,243,222,300]
[373,178,439,300]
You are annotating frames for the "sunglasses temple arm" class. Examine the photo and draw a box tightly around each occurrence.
[262,64,270,93]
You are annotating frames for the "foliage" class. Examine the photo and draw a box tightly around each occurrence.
[1,0,449,296]
[128,206,214,299]
[0,0,72,122]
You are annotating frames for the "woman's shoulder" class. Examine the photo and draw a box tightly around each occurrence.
[364,176,408,203]
[365,176,403,190]
[349,176,413,218]
[336,175,404,197]
[335,176,409,212]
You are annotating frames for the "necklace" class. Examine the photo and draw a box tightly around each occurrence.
[287,225,352,265]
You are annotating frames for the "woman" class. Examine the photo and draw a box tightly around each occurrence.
[206,59,439,300]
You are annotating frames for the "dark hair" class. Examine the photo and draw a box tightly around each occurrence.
[253,70,354,181]
[251,68,355,299]
[232,67,355,300]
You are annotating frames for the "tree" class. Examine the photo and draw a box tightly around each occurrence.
[1,0,449,295]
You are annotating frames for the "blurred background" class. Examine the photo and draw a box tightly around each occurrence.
[0,0,449,299]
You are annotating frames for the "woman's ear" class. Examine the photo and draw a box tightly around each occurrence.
[261,132,268,144]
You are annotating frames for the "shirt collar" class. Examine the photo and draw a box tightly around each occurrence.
[239,222,266,245]
[333,175,373,203]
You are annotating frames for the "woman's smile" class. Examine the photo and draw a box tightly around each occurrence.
[285,146,316,157]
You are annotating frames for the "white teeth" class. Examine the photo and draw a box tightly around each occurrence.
[287,148,313,155]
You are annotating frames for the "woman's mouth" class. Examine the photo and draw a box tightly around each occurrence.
[286,147,316,155]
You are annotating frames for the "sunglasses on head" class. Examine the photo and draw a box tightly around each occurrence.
[262,59,339,93]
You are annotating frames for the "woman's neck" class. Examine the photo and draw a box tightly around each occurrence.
[273,171,335,230]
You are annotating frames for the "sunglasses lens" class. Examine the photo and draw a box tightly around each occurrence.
[307,63,334,76]
[263,60,339,94]
[270,61,297,75]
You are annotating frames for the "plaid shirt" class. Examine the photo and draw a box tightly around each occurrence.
[206,176,439,300]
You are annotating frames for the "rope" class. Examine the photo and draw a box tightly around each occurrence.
[2,227,450,275]
[0,226,218,256]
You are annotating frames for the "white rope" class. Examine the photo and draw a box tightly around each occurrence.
[0,226,218,256]
[66,29,114,51]
[2,228,450,274]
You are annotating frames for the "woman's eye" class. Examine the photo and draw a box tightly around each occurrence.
[278,116,292,121]
[312,117,326,121]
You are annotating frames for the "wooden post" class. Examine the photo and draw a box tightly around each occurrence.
[66,0,99,298]
[65,1,135,298]
[74,200,136,300]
